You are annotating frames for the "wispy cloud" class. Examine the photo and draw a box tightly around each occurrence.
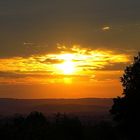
[102,26,111,31]
[0,45,131,85]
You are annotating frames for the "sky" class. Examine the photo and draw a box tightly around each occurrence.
[0,0,140,98]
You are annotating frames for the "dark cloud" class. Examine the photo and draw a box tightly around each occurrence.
[99,62,130,71]
[40,58,64,64]
[0,71,27,78]
[0,0,140,57]
[0,71,53,79]
[77,61,130,71]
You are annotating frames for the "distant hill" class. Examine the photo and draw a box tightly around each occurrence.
[0,98,113,122]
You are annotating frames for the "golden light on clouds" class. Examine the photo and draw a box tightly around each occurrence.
[0,45,130,85]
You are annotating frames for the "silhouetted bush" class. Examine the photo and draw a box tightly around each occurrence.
[0,112,84,140]
[51,113,83,140]
[0,112,49,140]
[110,52,140,140]
[0,111,120,140]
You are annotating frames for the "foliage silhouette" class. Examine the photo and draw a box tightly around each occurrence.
[0,111,120,140]
[110,52,140,139]
[0,112,84,140]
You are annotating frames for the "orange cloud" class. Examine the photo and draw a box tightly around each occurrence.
[0,45,131,85]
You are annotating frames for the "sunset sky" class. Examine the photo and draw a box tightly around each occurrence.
[0,0,140,98]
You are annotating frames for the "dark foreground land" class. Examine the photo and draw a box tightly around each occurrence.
[0,98,129,140]
[0,98,112,122]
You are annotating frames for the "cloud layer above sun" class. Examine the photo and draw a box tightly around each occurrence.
[0,0,140,58]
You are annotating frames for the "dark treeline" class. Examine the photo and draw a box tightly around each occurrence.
[0,111,118,140]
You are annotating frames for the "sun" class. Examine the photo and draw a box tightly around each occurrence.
[56,54,76,75]
[57,61,75,75]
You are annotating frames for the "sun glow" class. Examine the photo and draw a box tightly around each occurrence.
[56,54,76,75]
[58,61,75,74]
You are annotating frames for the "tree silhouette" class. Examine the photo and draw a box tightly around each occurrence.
[0,112,84,140]
[51,113,83,140]
[110,52,140,139]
